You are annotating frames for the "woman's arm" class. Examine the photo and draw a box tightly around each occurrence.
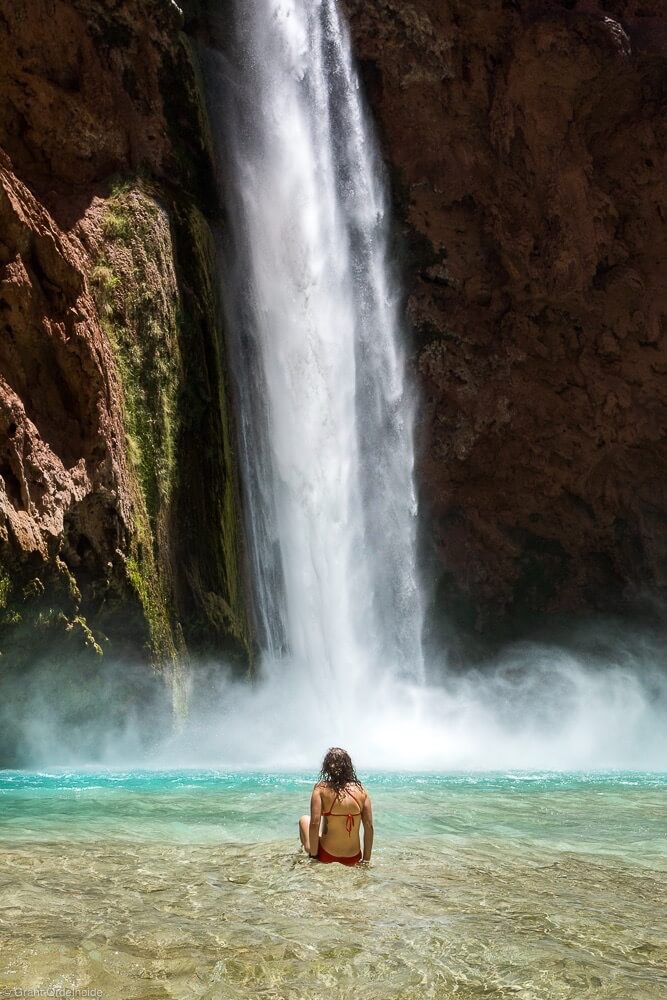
[308,784,322,857]
[361,791,374,862]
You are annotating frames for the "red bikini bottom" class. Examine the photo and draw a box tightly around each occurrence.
[317,846,362,866]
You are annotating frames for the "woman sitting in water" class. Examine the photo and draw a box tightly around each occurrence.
[299,747,374,865]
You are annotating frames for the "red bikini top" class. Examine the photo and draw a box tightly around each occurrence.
[322,787,363,835]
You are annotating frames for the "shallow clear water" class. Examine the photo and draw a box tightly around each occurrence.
[0,770,665,999]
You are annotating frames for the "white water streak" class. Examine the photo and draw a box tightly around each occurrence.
[211,0,423,699]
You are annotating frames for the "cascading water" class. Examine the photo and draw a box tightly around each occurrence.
[2,0,667,781]
[204,0,424,697]
[180,0,667,771]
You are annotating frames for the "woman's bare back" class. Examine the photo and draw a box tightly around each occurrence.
[318,782,366,858]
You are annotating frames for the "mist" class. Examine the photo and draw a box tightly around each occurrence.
[4,626,667,772]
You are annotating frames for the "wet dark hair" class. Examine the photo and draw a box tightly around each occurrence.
[319,747,362,799]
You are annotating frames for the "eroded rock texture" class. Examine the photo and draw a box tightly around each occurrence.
[0,0,250,696]
[2,0,666,693]
[344,0,667,635]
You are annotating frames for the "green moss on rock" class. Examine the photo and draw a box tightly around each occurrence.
[0,569,11,610]
[91,181,182,670]
[125,554,177,662]
[168,197,252,665]
[92,175,251,672]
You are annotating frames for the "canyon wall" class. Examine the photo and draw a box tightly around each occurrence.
[0,0,251,753]
[344,0,667,642]
[2,0,667,704]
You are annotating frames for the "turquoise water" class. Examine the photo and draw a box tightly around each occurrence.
[1,770,665,998]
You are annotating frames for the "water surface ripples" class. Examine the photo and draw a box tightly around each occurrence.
[0,770,665,998]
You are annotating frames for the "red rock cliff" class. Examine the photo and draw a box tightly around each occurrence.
[0,0,250,710]
[2,0,666,694]
[344,0,667,636]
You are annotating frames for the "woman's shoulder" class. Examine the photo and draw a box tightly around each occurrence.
[314,780,367,799]
[342,782,366,801]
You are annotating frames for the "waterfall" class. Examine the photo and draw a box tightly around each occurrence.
[202,0,424,695]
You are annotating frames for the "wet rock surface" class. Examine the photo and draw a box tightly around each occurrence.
[0,0,249,691]
[2,0,666,681]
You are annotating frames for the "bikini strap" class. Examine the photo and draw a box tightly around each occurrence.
[321,785,363,816]
[347,787,363,809]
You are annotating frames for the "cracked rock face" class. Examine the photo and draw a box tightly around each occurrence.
[0,0,183,654]
[0,0,250,678]
[2,0,665,665]
[344,0,667,632]
[0,151,130,605]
